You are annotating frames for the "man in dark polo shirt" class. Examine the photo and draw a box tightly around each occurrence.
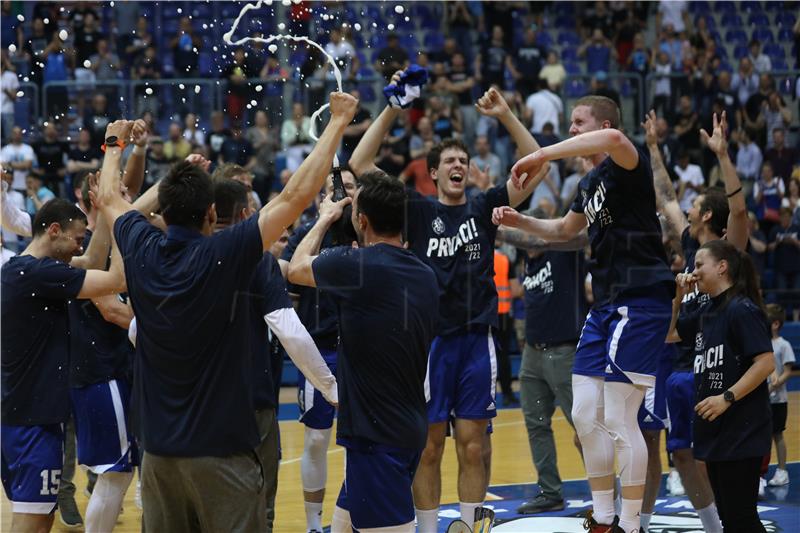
[90,93,357,532]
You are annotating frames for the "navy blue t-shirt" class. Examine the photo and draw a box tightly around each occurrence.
[114,211,264,457]
[2,255,86,425]
[674,228,708,372]
[249,252,292,410]
[405,186,509,335]
[676,292,773,461]
[523,251,588,345]
[68,231,132,387]
[570,147,674,305]
[282,219,339,351]
[312,244,439,451]
[769,224,800,274]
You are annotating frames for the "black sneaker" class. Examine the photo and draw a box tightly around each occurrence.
[516,493,565,514]
[58,496,83,529]
[582,511,624,532]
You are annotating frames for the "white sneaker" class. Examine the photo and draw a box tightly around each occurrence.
[667,469,685,496]
[768,468,790,486]
[758,477,766,499]
[134,480,143,509]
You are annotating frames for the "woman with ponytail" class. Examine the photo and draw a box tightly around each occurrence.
[667,239,774,533]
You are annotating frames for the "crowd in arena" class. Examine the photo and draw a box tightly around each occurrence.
[1,2,799,533]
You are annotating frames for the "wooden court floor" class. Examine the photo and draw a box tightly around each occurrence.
[3,391,798,532]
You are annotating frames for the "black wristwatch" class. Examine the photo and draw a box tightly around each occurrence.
[723,390,736,403]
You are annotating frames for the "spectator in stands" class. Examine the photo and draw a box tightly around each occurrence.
[73,11,103,104]
[341,89,372,162]
[183,113,205,148]
[654,115,679,172]
[626,32,650,83]
[375,33,410,82]
[409,116,440,160]
[207,110,231,163]
[747,212,768,277]
[673,151,705,213]
[429,36,459,69]
[651,51,673,121]
[223,47,254,124]
[714,71,739,129]
[658,24,683,71]
[245,109,278,197]
[447,2,477,65]
[0,126,35,192]
[41,31,70,120]
[0,51,18,144]
[427,94,461,140]
[259,55,288,128]
[688,14,713,53]
[533,122,561,152]
[125,17,154,67]
[1,2,23,52]
[578,29,615,75]
[144,136,170,189]
[83,93,112,147]
[24,173,54,215]
[32,122,68,196]
[445,52,478,149]
[219,125,255,170]
[748,40,772,75]
[693,70,717,127]
[590,71,620,108]
[764,93,793,150]
[754,161,785,236]
[170,16,202,76]
[475,25,510,92]
[113,0,139,64]
[472,135,503,184]
[90,38,121,102]
[732,57,759,109]
[324,26,358,81]
[400,141,436,197]
[524,78,563,136]
[375,141,407,177]
[23,18,49,87]
[784,178,800,226]
[674,95,701,158]
[69,2,99,33]
[538,51,566,93]
[766,128,797,189]
[280,102,312,172]
[510,26,546,98]
[583,0,615,39]
[132,45,161,118]
[164,122,192,163]
[736,128,764,199]
[743,74,776,148]
[768,208,800,322]
[560,156,588,209]
[67,129,101,175]
[656,0,688,34]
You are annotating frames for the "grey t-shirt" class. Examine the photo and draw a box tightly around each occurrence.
[770,336,796,404]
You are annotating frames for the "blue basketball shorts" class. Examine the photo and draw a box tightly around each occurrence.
[70,379,137,474]
[336,440,421,530]
[298,348,337,429]
[426,328,498,423]
[1,423,63,514]
[665,370,696,452]
[574,297,673,388]
[638,344,675,431]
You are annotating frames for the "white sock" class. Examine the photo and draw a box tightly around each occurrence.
[591,488,615,525]
[618,498,643,533]
[640,512,652,530]
[415,508,439,533]
[330,506,351,533]
[85,471,133,533]
[304,501,323,532]
[459,502,482,525]
[697,502,723,533]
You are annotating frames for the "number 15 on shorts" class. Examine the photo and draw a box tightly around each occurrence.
[40,469,61,495]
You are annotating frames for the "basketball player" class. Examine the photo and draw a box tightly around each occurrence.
[288,172,439,533]
[350,85,545,530]
[494,96,675,533]
[278,169,358,533]
[640,110,747,532]
[213,178,337,532]
[90,93,357,532]
[2,192,127,532]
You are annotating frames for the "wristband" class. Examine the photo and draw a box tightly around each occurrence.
[726,186,742,198]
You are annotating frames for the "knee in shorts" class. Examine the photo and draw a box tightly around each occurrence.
[571,398,600,438]
[304,428,331,457]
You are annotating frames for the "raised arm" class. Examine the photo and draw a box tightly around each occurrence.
[1,180,32,237]
[70,210,111,270]
[122,119,148,198]
[475,87,547,207]
[643,110,686,245]
[492,206,588,243]
[512,128,639,189]
[496,225,589,251]
[95,120,136,225]
[258,92,357,251]
[76,230,127,299]
[700,111,748,250]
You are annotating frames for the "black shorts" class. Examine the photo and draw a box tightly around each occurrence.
[771,402,788,434]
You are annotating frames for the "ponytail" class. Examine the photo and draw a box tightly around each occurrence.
[699,239,764,311]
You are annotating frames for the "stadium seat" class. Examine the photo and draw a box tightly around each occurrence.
[219,2,243,19]
[563,61,582,75]
[190,3,212,19]
[561,47,578,62]
[565,79,588,97]
[163,19,180,36]
[162,2,185,20]
[772,58,789,70]
[357,83,377,102]
[725,29,748,45]
[764,0,783,10]
[751,27,774,43]
[778,28,793,42]
[733,45,749,60]
[714,1,736,13]
[536,31,554,48]
[689,1,711,14]
[553,3,575,16]
[555,15,574,29]
[720,13,744,27]
[764,43,786,60]
[198,52,213,76]
[781,322,800,356]
[400,34,419,51]
[739,1,764,13]
[695,14,716,28]
[776,12,797,27]
[557,31,580,47]
[423,32,445,52]
[748,12,770,27]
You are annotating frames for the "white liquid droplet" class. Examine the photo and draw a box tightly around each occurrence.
[8,44,16,53]
[255,85,263,92]
[16,14,24,21]
[194,85,201,94]
[145,87,153,95]
[250,100,257,106]
[354,23,361,31]
[268,44,278,53]
[395,5,404,14]
[16,90,23,97]
[278,22,286,31]
[83,59,91,68]
[387,23,395,30]
[59,29,68,40]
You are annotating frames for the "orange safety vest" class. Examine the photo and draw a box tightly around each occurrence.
[494,250,511,315]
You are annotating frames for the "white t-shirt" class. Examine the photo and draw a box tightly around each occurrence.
[1,70,19,115]
[526,90,563,135]
[770,336,796,404]
[674,163,705,212]
[658,0,687,32]
[1,247,16,265]
[325,40,356,77]
[0,143,37,190]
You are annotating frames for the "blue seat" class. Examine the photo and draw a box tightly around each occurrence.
[776,12,797,27]
[198,52,213,76]
[696,14,716,28]
[720,13,743,27]
[714,0,736,13]
[557,31,580,47]
[369,34,387,50]
[772,58,789,70]
[162,19,179,35]
[778,28,794,41]
[420,15,440,30]
[190,3,212,19]
[751,27,774,43]
[561,47,578,62]
[563,61,582,75]
[424,32,445,52]
[689,1,711,13]
[764,43,786,59]
[536,31,554,48]
[219,2,242,19]
[555,15,574,29]
[553,3,575,16]
[565,79,588,97]
[733,45,749,60]
[748,12,770,26]
[764,0,783,10]
[161,2,185,19]
[357,83,377,102]
[400,35,419,51]
[740,1,763,13]
[725,29,748,45]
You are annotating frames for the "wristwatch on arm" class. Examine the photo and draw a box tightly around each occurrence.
[723,389,736,403]
[101,136,126,152]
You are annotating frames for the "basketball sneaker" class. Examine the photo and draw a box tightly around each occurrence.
[582,511,624,532]
[759,477,767,499]
[768,468,789,486]
[666,468,685,496]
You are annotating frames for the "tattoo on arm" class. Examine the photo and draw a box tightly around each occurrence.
[497,227,589,251]
[650,146,677,208]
